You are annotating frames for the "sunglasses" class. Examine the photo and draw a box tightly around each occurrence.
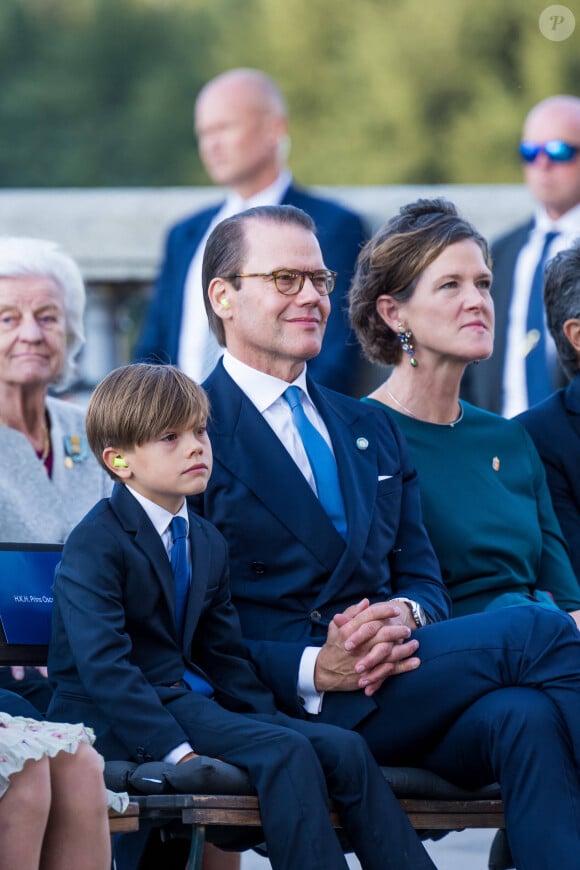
[519,140,579,163]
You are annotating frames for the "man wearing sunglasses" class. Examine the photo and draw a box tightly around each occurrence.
[462,94,580,416]
[133,67,368,396]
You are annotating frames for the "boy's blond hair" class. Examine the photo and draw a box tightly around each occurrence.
[86,363,209,480]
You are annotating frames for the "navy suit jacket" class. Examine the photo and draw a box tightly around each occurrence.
[517,375,580,583]
[192,362,451,727]
[47,484,277,763]
[461,219,567,412]
[134,183,369,394]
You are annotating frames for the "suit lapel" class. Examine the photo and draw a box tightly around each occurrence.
[181,514,211,651]
[212,384,343,569]
[282,184,309,210]
[176,207,221,291]
[565,377,580,438]
[110,484,176,621]
[307,380,381,608]
[206,365,381,585]
[492,221,534,383]
[110,487,218,676]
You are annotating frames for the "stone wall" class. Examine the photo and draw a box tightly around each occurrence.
[0,185,533,279]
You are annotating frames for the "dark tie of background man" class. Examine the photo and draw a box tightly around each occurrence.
[525,230,560,406]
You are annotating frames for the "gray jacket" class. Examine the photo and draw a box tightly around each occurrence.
[0,396,112,543]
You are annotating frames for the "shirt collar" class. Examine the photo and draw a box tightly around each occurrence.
[222,350,310,413]
[223,170,292,215]
[534,201,580,234]
[125,485,188,538]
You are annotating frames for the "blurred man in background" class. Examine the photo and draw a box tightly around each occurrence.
[134,68,368,395]
[462,94,580,415]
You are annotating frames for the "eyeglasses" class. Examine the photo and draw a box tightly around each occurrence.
[226,269,337,296]
[519,140,579,163]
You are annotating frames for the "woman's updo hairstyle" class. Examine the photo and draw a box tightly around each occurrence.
[349,198,490,366]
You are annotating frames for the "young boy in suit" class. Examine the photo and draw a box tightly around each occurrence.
[47,363,435,870]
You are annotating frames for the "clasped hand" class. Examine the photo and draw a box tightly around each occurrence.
[314,598,420,696]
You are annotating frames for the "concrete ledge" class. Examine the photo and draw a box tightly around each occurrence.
[0,185,534,281]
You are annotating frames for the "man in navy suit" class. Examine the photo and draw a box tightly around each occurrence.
[134,68,368,394]
[462,95,580,414]
[517,240,580,582]
[47,362,437,870]
[194,203,580,869]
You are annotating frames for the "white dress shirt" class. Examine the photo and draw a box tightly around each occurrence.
[126,486,194,763]
[177,170,293,382]
[222,351,329,713]
[502,202,580,417]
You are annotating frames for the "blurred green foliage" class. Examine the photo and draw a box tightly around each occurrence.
[1,0,578,186]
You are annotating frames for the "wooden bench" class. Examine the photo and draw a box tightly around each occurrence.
[109,755,507,869]
[1,625,511,870]
[108,805,140,834]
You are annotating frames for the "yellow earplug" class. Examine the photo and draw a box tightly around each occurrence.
[113,456,128,468]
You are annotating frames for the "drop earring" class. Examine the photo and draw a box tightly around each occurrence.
[397,324,418,367]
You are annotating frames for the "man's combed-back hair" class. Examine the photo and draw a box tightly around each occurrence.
[202,205,316,345]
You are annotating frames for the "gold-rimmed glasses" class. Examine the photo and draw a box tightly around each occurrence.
[226,269,337,296]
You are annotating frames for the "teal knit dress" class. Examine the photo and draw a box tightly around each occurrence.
[363,398,580,616]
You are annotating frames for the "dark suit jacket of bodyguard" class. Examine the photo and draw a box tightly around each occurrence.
[517,375,580,583]
[133,183,369,394]
[461,219,566,412]
[191,361,451,729]
[47,483,278,764]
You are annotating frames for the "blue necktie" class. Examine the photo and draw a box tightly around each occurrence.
[170,516,190,633]
[284,386,346,538]
[525,230,559,406]
[170,517,213,697]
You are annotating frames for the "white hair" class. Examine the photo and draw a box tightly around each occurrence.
[0,236,86,390]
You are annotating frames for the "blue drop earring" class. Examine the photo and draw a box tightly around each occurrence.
[397,323,418,367]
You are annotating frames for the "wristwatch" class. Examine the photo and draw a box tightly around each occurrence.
[390,597,428,629]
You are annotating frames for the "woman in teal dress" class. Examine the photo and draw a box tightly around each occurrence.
[348,198,580,624]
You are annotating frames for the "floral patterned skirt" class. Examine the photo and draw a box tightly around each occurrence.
[0,713,128,811]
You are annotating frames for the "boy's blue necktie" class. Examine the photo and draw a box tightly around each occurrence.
[525,230,559,406]
[170,516,213,697]
[170,516,190,632]
[283,386,346,538]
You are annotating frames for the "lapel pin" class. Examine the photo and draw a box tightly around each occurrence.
[63,433,89,468]
[356,437,369,451]
[522,330,541,357]
[492,456,500,472]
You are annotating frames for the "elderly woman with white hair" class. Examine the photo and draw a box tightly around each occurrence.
[0,237,111,715]
[0,237,111,543]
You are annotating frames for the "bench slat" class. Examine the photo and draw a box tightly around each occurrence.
[174,794,505,831]
[108,803,140,834]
